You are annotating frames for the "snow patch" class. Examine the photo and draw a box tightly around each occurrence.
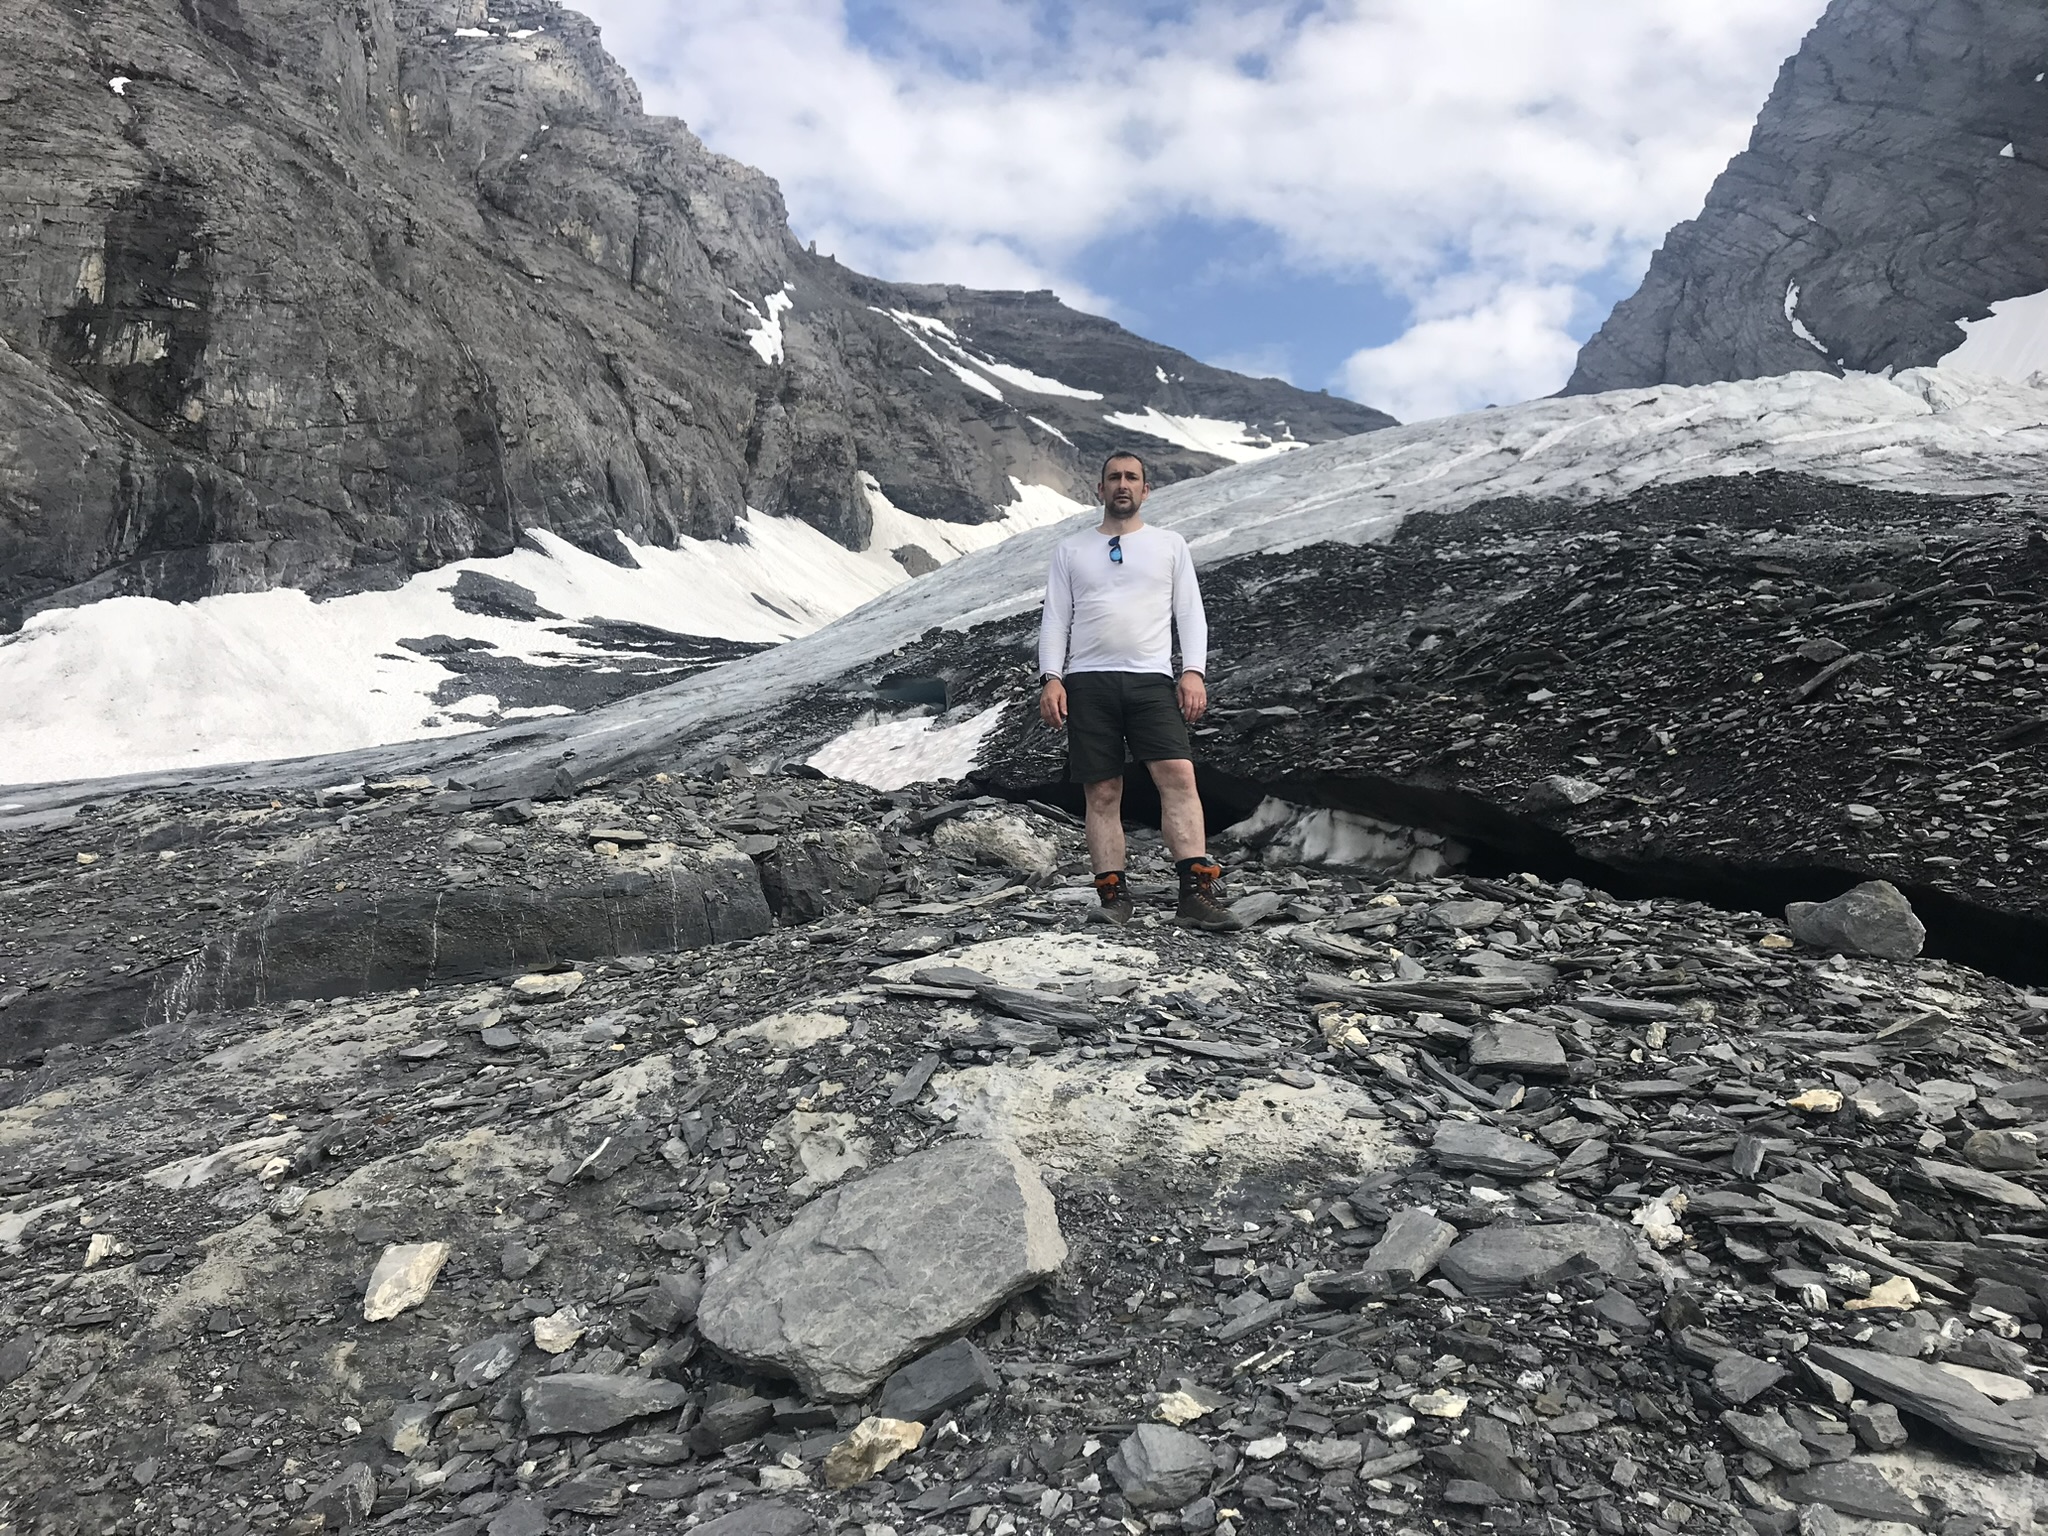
[1784,282,1828,355]
[734,286,794,366]
[453,27,489,37]
[1026,415,1074,446]
[1103,408,1306,464]
[107,77,131,95]
[1226,797,1465,878]
[2002,143,2017,158]
[0,482,1087,787]
[871,309,1100,400]
[874,309,1003,399]
[970,358,1102,400]
[1940,288,2048,384]
[808,704,1005,791]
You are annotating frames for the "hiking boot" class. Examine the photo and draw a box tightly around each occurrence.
[1174,857,1245,932]
[1089,870,1135,927]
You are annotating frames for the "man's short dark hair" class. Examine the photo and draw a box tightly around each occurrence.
[1099,450,1150,485]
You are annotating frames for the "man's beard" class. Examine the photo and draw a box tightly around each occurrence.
[1104,496,1141,521]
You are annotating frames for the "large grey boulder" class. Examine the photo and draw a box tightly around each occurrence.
[1785,881,1926,961]
[697,1139,1066,1399]
[1106,1424,1215,1511]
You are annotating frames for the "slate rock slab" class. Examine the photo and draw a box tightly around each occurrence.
[1431,1121,1559,1179]
[876,1338,1000,1422]
[1439,1219,1640,1298]
[1106,1423,1215,1511]
[1468,1019,1567,1077]
[1361,1207,1458,1286]
[697,1139,1066,1399]
[1785,880,1925,960]
[521,1373,693,1435]
[1713,1352,1787,1405]
[1721,1408,1810,1470]
[635,1269,704,1334]
[1782,1461,1929,1526]
[1914,1157,2045,1210]
[1806,1344,2043,1467]
[695,1502,817,1536]
[759,829,889,922]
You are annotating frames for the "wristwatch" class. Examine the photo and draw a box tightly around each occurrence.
[1038,674,1060,689]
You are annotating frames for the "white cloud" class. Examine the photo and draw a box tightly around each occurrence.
[1341,283,1584,423]
[578,0,1827,414]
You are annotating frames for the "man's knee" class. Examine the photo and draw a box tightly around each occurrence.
[1147,758,1198,796]
[1083,776,1124,813]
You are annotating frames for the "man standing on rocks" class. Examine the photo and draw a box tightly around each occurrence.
[1037,451,1243,932]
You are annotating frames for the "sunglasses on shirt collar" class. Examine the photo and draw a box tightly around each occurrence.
[1108,534,1123,564]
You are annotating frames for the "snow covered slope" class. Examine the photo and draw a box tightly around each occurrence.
[0,484,1081,786]
[11,366,2048,798]
[9,365,2026,804]
[704,364,2048,686]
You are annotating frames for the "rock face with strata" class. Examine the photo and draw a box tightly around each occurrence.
[1568,0,2048,393]
[0,0,1389,633]
[696,1137,1066,1399]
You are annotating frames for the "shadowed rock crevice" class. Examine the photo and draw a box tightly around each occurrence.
[992,764,2048,986]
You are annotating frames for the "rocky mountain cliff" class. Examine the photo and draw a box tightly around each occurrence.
[1567,0,2048,394]
[0,0,1388,633]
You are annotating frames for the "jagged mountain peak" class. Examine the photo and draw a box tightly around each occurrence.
[1568,0,2048,394]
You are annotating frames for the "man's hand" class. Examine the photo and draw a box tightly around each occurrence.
[1039,678,1068,730]
[1177,671,1208,723]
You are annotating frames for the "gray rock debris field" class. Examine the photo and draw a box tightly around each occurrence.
[6,769,2048,1536]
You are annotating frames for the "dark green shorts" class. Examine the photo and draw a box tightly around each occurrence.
[1063,671,1192,784]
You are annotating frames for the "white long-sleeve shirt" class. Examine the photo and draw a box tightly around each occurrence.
[1037,523,1208,680]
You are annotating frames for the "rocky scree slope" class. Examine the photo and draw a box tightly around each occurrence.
[620,472,2048,983]
[0,0,1386,633]
[1568,0,2048,393]
[8,771,2048,1535]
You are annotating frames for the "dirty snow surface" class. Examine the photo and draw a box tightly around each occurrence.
[17,367,2048,800]
[0,485,1082,788]
[290,366,2048,802]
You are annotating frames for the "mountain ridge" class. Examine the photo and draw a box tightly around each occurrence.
[0,0,1388,635]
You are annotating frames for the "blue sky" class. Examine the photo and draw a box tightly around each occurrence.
[579,0,1828,419]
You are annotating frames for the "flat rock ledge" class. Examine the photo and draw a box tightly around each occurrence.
[697,1138,1067,1400]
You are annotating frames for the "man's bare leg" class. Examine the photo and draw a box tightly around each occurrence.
[1147,757,1244,931]
[1083,776,1127,874]
[1146,758,1205,860]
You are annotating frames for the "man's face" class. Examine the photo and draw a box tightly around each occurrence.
[1098,458,1148,519]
